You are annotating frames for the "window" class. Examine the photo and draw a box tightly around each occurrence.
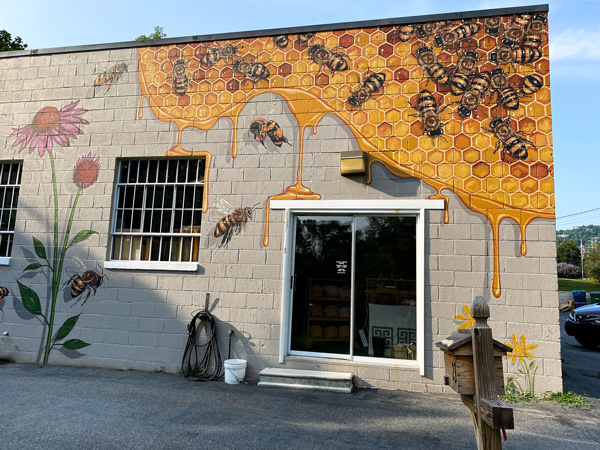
[273,199,444,374]
[110,159,205,264]
[0,162,22,262]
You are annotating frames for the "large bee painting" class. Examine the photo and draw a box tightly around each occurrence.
[93,63,128,95]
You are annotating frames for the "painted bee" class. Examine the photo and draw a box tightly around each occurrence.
[485,117,535,161]
[450,72,470,96]
[249,119,292,148]
[520,73,543,96]
[0,286,8,310]
[64,262,106,306]
[414,46,449,86]
[170,58,192,96]
[200,44,241,67]
[93,63,128,95]
[308,44,350,74]
[522,33,543,49]
[484,17,503,35]
[214,204,259,248]
[512,14,533,29]
[297,33,314,45]
[529,14,548,34]
[450,50,480,96]
[457,71,490,118]
[347,71,386,108]
[410,89,448,140]
[512,44,543,67]
[501,25,526,47]
[395,25,416,42]
[434,22,480,49]
[489,67,519,111]
[273,35,289,48]
[233,59,270,81]
[416,21,448,40]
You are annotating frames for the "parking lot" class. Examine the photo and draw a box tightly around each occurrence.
[559,310,600,407]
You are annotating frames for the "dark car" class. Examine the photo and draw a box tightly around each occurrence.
[565,303,600,349]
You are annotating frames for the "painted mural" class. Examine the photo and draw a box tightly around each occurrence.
[137,12,552,298]
[9,102,101,363]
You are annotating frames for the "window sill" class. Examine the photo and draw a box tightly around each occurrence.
[0,257,10,266]
[104,260,199,272]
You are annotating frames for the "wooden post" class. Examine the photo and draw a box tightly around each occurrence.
[464,295,502,450]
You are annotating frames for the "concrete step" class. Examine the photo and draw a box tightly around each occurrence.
[258,368,354,393]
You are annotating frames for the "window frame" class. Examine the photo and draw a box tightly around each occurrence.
[0,162,22,265]
[272,199,444,375]
[105,158,205,272]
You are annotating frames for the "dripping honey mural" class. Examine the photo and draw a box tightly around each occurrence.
[0,5,561,393]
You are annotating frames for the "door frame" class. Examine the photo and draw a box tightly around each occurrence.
[272,199,444,376]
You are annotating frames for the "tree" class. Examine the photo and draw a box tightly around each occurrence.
[556,240,581,266]
[0,30,27,52]
[135,26,166,41]
[584,247,600,281]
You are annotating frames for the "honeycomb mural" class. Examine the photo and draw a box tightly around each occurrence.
[137,11,553,297]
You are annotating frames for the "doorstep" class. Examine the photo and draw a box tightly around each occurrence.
[258,368,354,393]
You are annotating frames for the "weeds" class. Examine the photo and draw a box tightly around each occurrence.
[545,391,592,408]
[152,366,166,374]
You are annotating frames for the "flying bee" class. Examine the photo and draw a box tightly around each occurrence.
[64,260,107,306]
[484,17,503,34]
[410,89,448,140]
[93,63,128,95]
[308,44,350,74]
[214,203,259,248]
[520,73,543,96]
[434,22,480,49]
[395,24,416,42]
[0,286,8,310]
[169,58,192,96]
[273,35,289,48]
[347,71,386,108]
[485,117,535,161]
[249,119,292,148]
[457,71,490,118]
[297,33,314,45]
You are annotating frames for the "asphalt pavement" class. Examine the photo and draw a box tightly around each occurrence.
[0,315,598,449]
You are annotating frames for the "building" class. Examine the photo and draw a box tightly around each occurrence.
[0,4,561,393]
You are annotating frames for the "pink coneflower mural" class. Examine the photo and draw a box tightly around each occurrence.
[10,100,99,364]
[73,152,100,188]
[10,101,88,158]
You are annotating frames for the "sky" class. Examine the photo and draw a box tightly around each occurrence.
[2,0,599,229]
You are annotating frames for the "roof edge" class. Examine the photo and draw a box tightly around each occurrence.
[0,4,549,59]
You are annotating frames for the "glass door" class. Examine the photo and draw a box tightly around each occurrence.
[290,216,352,356]
[289,214,417,362]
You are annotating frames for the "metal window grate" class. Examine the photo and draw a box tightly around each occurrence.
[0,162,22,258]
[111,159,205,262]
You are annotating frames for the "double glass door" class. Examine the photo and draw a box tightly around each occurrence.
[290,214,417,361]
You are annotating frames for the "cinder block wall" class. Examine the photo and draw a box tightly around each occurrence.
[0,8,561,393]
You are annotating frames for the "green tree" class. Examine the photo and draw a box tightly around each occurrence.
[135,26,166,41]
[584,247,600,281]
[0,30,27,52]
[556,240,581,266]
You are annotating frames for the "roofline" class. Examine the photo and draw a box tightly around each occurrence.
[0,4,548,59]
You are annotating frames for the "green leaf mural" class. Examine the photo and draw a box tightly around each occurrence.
[23,262,43,271]
[17,280,43,317]
[62,339,91,350]
[55,314,80,341]
[69,230,98,247]
[32,236,47,260]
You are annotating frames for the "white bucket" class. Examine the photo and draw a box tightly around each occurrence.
[224,359,247,384]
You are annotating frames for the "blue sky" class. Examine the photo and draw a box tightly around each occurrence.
[2,0,599,228]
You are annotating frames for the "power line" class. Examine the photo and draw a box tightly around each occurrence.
[556,207,600,220]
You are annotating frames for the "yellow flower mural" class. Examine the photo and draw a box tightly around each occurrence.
[455,304,475,330]
[504,334,537,363]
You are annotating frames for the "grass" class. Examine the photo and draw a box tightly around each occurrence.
[152,366,166,374]
[545,391,593,408]
[558,278,600,292]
